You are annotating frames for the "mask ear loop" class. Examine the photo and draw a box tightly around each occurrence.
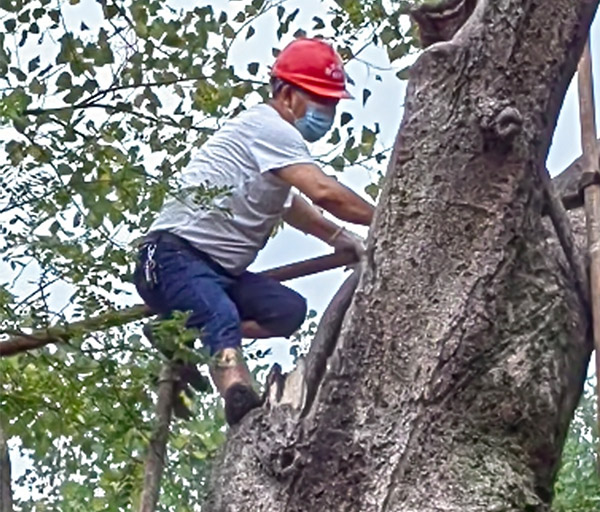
[286,86,307,123]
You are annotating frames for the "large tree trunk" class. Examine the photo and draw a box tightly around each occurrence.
[206,1,598,510]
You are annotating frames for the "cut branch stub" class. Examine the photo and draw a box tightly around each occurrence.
[264,359,307,413]
[411,0,478,48]
[476,97,524,149]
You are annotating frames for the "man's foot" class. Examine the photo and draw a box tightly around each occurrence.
[224,383,263,425]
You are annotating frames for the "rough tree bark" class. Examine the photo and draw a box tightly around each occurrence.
[206,1,599,511]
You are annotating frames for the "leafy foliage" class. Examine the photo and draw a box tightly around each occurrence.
[553,376,600,511]
[0,0,417,509]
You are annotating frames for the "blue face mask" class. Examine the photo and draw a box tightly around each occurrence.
[294,105,335,142]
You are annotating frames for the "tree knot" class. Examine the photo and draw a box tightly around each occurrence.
[494,106,523,141]
[477,99,523,148]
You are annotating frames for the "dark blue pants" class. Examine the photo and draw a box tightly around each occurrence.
[133,233,307,354]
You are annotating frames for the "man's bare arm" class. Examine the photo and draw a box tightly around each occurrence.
[283,194,342,243]
[275,163,374,225]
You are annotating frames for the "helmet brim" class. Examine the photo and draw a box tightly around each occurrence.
[299,84,354,100]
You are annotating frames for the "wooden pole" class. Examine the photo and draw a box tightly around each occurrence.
[577,37,600,470]
[261,250,357,282]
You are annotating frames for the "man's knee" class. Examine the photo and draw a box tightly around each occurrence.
[188,300,242,355]
[273,290,307,337]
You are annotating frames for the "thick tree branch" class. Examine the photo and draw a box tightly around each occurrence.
[0,305,150,357]
[538,168,589,309]
[411,0,478,48]
[302,269,361,416]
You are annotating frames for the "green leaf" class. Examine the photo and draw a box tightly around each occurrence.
[362,88,371,106]
[63,86,84,104]
[327,128,341,145]
[396,65,411,81]
[28,56,40,72]
[330,155,345,172]
[4,19,16,32]
[365,183,380,200]
[29,78,46,95]
[222,24,235,39]
[247,62,259,76]
[56,71,72,90]
[387,42,409,62]
[344,145,359,163]
[10,67,26,81]
[380,26,397,45]
[48,9,60,24]
[313,16,325,29]
[340,112,353,126]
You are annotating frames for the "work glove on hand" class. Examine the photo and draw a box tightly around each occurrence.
[328,227,365,262]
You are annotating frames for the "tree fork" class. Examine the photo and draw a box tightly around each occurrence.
[206,1,599,510]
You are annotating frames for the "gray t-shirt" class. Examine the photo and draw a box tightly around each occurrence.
[149,104,314,275]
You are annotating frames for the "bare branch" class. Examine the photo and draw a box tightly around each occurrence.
[302,269,361,416]
[0,304,150,357]
[138,362,175,512]
[0,420,13,512]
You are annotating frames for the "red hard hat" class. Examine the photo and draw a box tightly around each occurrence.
[271,38,353,99]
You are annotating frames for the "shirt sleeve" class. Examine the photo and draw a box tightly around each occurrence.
[249,115,315,173]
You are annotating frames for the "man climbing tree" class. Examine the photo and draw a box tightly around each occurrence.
[3,1,600,509]
[134,37,375,425]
